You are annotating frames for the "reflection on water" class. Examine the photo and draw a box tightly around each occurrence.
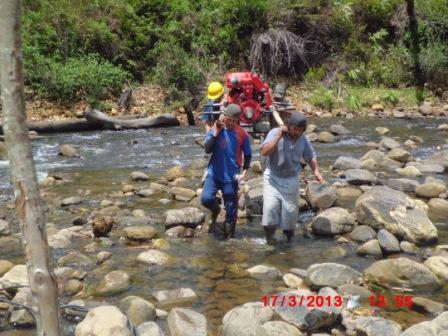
[0,117,447,335]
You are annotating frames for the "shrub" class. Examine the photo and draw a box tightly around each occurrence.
[308,86,336,111]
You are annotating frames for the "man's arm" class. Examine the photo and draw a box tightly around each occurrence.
[308,158,324,183]
[260,126,287,156]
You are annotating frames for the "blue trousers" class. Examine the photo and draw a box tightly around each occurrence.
[201,174,239,226]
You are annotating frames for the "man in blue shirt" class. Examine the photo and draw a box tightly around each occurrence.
[201,104,252,238]
[261,112,323,244]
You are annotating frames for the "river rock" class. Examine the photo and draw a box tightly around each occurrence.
[419,103,433,115]
[223,302,273,328]
[416,182,447,199]
[137,322,165,336]
[245,183,264,215]
[0,219,10,235]
[377,229,400,253]
[330,124,350,135]
[306,263,361,289]
[355,186,437,244]
[396,166,422,177]
[336,284,373,299]
[168,308,206,336]
[375,127,389,135]
[333,157,362,170]
[348,225,377,243]
[95,270,130,296]
[165,226,186,238]
[153,288,197,305]
[371,104,384,111]
[119,296,156,326]
[438,123,448,131]
[387,178,419,193]
[171,187,196,201]
[406,161,445,174]
[363,257,440,289]
[356,239,382,257]
[0,260,13,277]
[61,196,83,206]
[307,133,319,142]
[59,144,79,158]
[306,182,337,210]
[400,241,419,254]
[344,169,377,185]
[137,249,173,266]
[283,273,305,289]
[380,158,403,172]
[411,297,446,316]
[379,137,401,150]
[75,305,131,336]
[272,288,341,331]
[64,279,84,295]
[354,316,401,336]
[164,207,205,229]
[130,171,149,181]
[424,149,448,170]
[428,198,448,221]
[361,150,385,164]
[424,256,448,282]
[58,251,93,267]
[311,207,355,235]
[149,182,170,193]
[262,321,303,335]
[165,166,186,181]
[318,131,337,143]
[251,161,263,174]
[387,148,412,162]
[247,265,282,279]
[124,226,158,241]
[401,311,448,335]
[10,287,37,327]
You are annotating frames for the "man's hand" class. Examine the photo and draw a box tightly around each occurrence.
[237,170,247,183]
[314,170,324,183]
[212,119,224,136]
[279,125,288,136]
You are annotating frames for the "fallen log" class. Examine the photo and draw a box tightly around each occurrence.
[84,109,180,130]
[0,119,99,135]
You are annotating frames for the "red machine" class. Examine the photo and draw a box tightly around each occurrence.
[224,71,273,126]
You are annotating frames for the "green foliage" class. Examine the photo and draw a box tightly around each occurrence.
[420,41,448,87]
[346,92,362,111]
[304,66,326,82]
[308,86,336,111]
[380,91,399,105]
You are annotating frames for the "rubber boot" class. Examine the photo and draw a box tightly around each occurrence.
[208,203,221,233]
[264,226,277,245]
[283,229,294,243]
[224,222,236,239]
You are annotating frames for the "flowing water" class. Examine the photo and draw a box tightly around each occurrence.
[0,117,447,335]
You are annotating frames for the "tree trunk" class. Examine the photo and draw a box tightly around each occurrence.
[406,0,424,102]
[0,1,62,335]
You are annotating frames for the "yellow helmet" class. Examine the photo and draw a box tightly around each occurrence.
[207,81,224,100]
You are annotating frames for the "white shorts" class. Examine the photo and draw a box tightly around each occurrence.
[262,171,299,230]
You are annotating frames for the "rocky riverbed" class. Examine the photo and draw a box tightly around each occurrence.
[0,117,447,335]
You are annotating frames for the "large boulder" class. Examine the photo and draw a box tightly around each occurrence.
[387,178,419,193]
[349,225,377,243]
[75,306,131,336]
[377,229,400,254]
[167,308,206,336]
[245,178,264,216]
[401,311,448,336]
[306,263,361,289]
[333,157,362,170]
[0,264,29,288]
[423,256,448,282]
[363,258,440,289]
[311,207,356,235]
[164,207,205,229]
[344,169,377,185]
[305,182,337,210]
[10,288,37,327]
[355,186,438,245]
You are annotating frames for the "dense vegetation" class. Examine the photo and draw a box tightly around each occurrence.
[22,0,448,109]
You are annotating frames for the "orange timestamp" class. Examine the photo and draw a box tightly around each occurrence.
[369,295,414,308]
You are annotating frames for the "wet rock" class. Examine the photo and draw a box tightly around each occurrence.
[379,137,400,150]
[377,229,400,253]
[330,124,350,135]
[96,251,111,264]
[169,177,189,187]
[428,198,448,221]
[65,279,84,296]
[165,166,186,181]
[318,131,337,143]
[306,263,361,289]
[251,161,263,174]
[375,127,389,135]
[311,207,355,236]
[171,187,196,201]
[371,104,384,111]
[0,260,13,277]
[335,187,362,208]
[165,226,186,238]
[387,148,412,163]
[355,186,437,244]
[153,288,197,305]
[419,103,433,115]
[59,144,79,158]
[137,322,165,336]
[189,158,208,170]
[262,321,303,335]
[124,226,158,241]
[75,305,131,336]
[411,297,446,316]
[245,183,264,215]
[363,257,440,289]
[406,162,445,174]
[122,184,136,193]
[348,225,377,243]
[223,302,273,336]
[130,171,149,181]
[333,157,362,170]
[356,239,382,257]
[247,265,282,279]
[137,249,173,266]
[336,284,373,300]
[10,288,37,327]
[283,273,305,289]
[306,182,337,210]
[152,238,171,250]
[164,207,205,229]
[361,150,385,164]
[400,241,419,254]
[61,196,83,206]
[119,296,156,326]
[438,123,448,131]
[305,124,317,134]
[168,308,206,336]
[344,169,377,185]
[416,182,447,199]
[100,200,113,208]
[149,182,170,193]
[387,178,419,193]
[58,252,93,267]
[307,133,319,142]
[424,256,448,282]
[132,209,146,218]
[354,316,401,336]
[136,188,155,197]
[95,270,130,296]
[424,149,448,170]
[401,311,448,335]
[380,158,403,172]
[0,219,10,235]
